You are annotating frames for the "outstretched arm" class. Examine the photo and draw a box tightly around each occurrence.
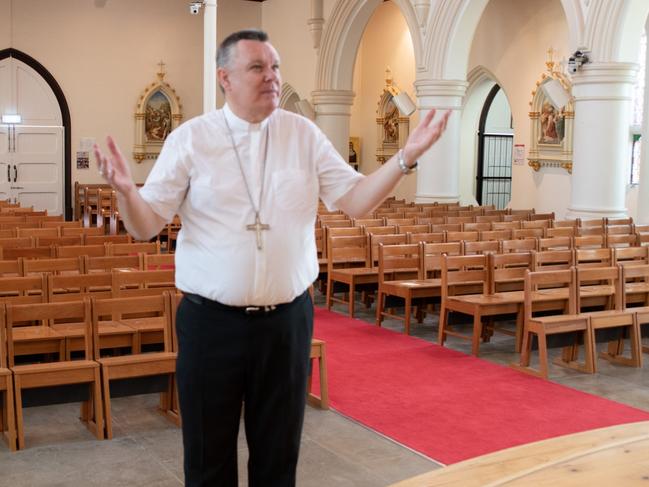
[335,109,451,217]
[93,136,166,241]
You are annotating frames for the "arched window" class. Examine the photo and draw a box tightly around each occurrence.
[630,31,646,184]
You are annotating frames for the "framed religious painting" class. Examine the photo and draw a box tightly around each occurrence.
[527,54,574,174]
[349,137,360,171]
[133,61,183,162]
[376,67,410,165]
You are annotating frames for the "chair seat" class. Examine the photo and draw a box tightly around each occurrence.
[12,326,64,342]
[119,316,165,331]
[448,290,523,305]
[12,359,98,375]
[98,351,176,367]
[529,313,588,326]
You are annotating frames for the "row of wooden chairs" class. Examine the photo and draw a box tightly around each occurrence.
[0,292,179,451]
[0,241,160,261]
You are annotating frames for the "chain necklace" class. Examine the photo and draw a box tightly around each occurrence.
[223,112,271,250]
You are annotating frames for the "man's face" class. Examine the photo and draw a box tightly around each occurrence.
[218,40,282,123]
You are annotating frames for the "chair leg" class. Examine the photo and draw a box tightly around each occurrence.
[92,369,104,440]
[514,308,524,353]
[471,312,482,356]
[437,304,448,345]
[538,332,550,379]
[101,369,113,440]
[348,281,355,318]
[375,290,384,327]
[13,376,25,450]
[325,277,333,310]
[319,344,329,410]
[404,295,412,335]
[3,384,16,451]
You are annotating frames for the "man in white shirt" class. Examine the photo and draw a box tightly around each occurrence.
[94,29,449,487]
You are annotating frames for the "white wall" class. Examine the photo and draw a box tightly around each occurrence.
[469,0,570,216]
[349,1,418,201]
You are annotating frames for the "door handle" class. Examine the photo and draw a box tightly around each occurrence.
[13,165,17,183]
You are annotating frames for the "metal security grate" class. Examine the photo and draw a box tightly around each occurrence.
[477,134,513,209]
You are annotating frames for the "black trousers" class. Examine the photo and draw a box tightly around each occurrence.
[175,291,314,487]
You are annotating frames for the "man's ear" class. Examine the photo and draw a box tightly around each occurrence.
[217,68,230,92]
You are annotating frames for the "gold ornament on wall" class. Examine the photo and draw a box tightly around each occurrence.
[527,48,574,174]
[133,61,183,163]
[376,67,411,165]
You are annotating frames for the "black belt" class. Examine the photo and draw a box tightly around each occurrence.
[183,291,306,315]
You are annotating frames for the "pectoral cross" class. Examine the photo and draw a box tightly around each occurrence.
[247,213,270,250]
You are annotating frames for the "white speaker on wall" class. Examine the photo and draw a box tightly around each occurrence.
[392,92,417,116]
[541,78,571,110]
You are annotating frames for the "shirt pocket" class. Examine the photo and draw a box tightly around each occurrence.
[271,169,318,214]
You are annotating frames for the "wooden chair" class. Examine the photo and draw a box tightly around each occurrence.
[48,273,135,359]
[84,234,131,245]
[0,275,48,305]
[0,309,16,451]
[462,222,491,232]
[522,220,550,229]
[325,234,372,317]
[57,244,109,258]
[406,232,445,244]
[36,235,84,247]
[85,254,142,274]
[2,246,55,260]
[375,243,437,335]
[515,268,593,379]
[511,228,544,239]
[532,249,574,272]
[552,219,579,228]
[437,254,490,355]
[16,227,59,238]
[614,246,649,267]
[61,226,104,237]
[480,229,512,241]
[574,247,613,268]
[606,233,638,248]
[7,300,104,449]
[463,240,499,255]
[0,259,23,277]
[91,293,178,438]
[544,227,575,238]
[576,265,641,371]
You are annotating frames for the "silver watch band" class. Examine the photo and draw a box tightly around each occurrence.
[398,149,418,175]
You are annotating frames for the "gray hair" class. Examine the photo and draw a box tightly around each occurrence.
[216,29,269,70]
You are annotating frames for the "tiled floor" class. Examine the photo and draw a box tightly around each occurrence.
[1,290,647,486]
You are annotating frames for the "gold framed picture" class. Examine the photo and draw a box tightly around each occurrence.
[349,136,360,171]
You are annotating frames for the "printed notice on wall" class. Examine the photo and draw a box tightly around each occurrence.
[76,151,89,170]
[513,144,525,165]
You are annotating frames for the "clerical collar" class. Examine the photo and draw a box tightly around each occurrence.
[223,103,272,133]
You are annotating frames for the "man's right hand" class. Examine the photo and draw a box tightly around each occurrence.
[93,136,136,195]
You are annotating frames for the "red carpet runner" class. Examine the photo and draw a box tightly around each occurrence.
[312,307,649,464]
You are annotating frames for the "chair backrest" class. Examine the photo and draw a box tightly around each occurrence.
[492,221,521,230]
[575,265,622,311]
[606,224,634,235]
[462,222,491,232]
[521,220,550,229]
[85,234,131,245]
[48,272,113,301]
[421,242,463,278]
[377,243,421,283]
[57,244,109,258]
[529,212,555,221]
[511,228,544,239]
[143,253,175,270]
[463,240,499,255]
[524,268,577,323]
[573,235,605,249]
[0,275,47,304]
[545,227,575,238]
[41,220,82,229]
[352,218,384,228]
[552,219,578,229]
[415,216,445,226]
[574,247,613,267]
[490,252,533,293]
[475,215,502,223]
[432,223,462,233]
[84,254,143,273]
[111,269,176,297]
[538,236,573,251]
[0,237,34,249]
[362,225,397,236]
[326,235,370,270]
[23,256,85,276]
[577,226,605,237]
[109,241,160,256]
[532,249,574,271]
[36,235,84,247]
[501,238,537,253]
[369,233,407,265]
[446,216,474,225]
[620,264,649,308]
[606,233,638,248]
[480,229,512,241]
[61,226,104,237]
[16,227,59,238]
[384,218,416,227]
[445,231,479,243]
[2,246,55,260]
[397,224,430,234]
[6,299,92,366]
[613,246,649,266]
[406,232,445,244]
[91,293,173,357]
[578,218,606,228]
[0,258,24,277]
[441,254,490,300]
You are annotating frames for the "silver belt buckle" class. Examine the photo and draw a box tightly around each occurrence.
[245,306,260,314]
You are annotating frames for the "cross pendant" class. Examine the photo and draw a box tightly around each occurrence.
[246,213,270,250]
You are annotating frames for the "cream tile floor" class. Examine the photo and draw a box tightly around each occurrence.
[0,289,647,486]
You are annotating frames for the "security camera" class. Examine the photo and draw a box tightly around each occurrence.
[189,2,202,14]
[568,49,590,74]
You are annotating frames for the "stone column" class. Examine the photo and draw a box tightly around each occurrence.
[636,45,649,224]
[567,62,637,219]
[413,79,467,204]
[203,1,217,113]
[311,89,355,158]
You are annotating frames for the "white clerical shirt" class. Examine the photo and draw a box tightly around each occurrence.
[139,105,363,306]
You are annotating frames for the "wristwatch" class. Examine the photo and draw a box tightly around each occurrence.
[398,149,418,175]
